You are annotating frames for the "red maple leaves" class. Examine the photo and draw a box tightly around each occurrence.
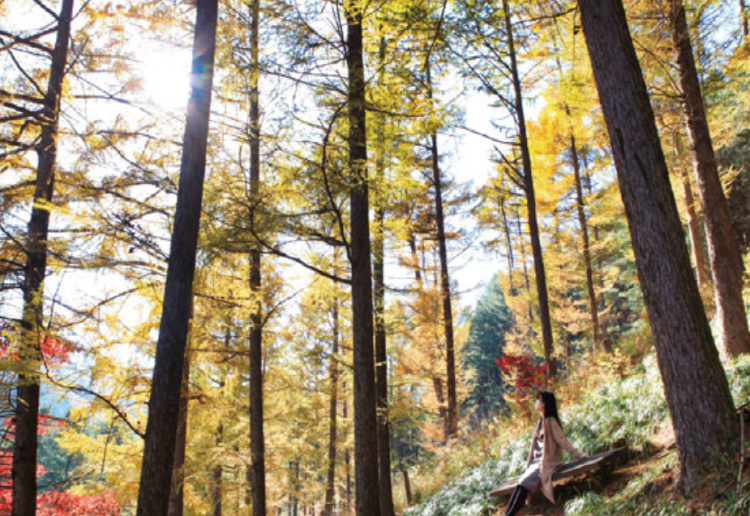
[0,420,121,515]
[495,354,551,419]
[0,321,70,366]
[0,324,118,514]
[0,481,121,516]
[495,355,549,389]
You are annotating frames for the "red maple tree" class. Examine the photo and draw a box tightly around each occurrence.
[0,321,70,366]
[495,354,551,420]
[0,323,120,515]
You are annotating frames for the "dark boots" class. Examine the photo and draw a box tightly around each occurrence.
[503,485,528,516]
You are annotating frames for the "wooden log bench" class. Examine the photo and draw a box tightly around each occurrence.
[489,447,628,497]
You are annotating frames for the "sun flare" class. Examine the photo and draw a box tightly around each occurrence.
[139,47,192,112]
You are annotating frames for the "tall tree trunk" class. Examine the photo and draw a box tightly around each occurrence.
[322,294,339,516]
[374,37,396,516]
[213,423,223,516]
[741,0,749,42]
[345,446,351,513]
[402,469,412,506]
[135,1,218,514]
[12,1,74,515]
[503,0,556,376]
[425,57,458,437]
[341,378,351,515]
[578,0,738,492]
[570,133,601,352]
[431,376,448,441]
[167,349,191,516]
[248,0,267,514]
[580,155,609,345]
[499,197,521,344]
[668,0,750,357]
[344,4,381,516]
[292,462,299,516]
[408,233,421,283]
[514,203,535,341]
[674,134,711,289]
[513,205,531,295]
[499,197,515,296]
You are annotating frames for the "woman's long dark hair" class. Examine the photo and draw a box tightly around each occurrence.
[538,391,562,428]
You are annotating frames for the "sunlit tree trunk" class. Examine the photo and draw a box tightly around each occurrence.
[12,2,74,515]
[668,0,750,357]
[578,0,738,492]
[135,1,218,513]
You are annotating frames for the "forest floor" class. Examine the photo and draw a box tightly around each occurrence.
[493,423,747,515]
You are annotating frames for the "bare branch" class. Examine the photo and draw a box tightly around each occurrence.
[31,0,60,19]
[43,372,146,439]
[0,28,55,54]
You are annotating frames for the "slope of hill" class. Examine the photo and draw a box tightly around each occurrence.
[402,355,750,516]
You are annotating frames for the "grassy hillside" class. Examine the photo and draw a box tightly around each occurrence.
[402,355,750,516]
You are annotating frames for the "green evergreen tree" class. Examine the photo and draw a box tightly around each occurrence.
[461,276,512,422]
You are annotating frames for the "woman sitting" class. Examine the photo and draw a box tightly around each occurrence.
[503,391,588,516]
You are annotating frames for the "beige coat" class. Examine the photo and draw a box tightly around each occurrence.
[525,416,586,503]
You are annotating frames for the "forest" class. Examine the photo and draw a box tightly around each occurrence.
[1,0,750,515]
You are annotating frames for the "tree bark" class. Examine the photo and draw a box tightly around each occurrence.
[581,155,609,345]
[408,234,421,283]
[322,294,339,516]
[503,0,556,376]
[341,378,351,515]
[578,0,738,492]
[668,0,750,357]
[213,423,223,516]
[167,350,191,516]
[570,133,601,352]
[12,2,74,515]
[741,0,749,42]
[513,205,531,295]
[674,134,711,289]
[402,469,412,506]
[248,0,267,513]
[425,56,458,437]
[432,376,448,441]
[292,462,300,516]
[345,4,381,516]
[499,197,515,295]
[374,37,396,515]
[135,1,218,514]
